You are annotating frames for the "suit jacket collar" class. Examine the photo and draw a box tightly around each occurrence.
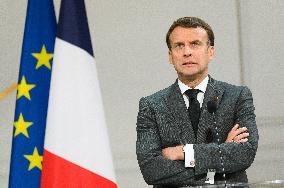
[197,76,224,143]
[201,75,224,113]
[166,80,193,143]
[165,75,225,144]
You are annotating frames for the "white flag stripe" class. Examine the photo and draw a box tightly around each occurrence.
[45,38,116,182]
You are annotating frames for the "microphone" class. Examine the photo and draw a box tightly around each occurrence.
[207,100,226,185]
[206,101,217,143]
[207,100,217,114]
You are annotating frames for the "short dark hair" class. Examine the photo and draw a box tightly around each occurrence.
[166,17,214,49]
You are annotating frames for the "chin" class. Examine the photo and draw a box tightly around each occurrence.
[182,72,199,78]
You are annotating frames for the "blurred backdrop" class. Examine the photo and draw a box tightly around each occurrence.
[1,0,284,187]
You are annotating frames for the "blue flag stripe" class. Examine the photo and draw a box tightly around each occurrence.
[8,0,56,187]
[57,0,94,56]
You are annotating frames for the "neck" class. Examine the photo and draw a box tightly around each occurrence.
[179,74,208,88]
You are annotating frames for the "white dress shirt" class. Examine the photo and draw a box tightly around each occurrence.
[177,76,209,167]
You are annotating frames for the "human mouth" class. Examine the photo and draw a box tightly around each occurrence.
[182,61,197,66]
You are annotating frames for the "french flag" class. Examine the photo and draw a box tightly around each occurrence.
[40,0,117,187]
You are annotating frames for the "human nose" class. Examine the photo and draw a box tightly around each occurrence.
[183,45,192,57]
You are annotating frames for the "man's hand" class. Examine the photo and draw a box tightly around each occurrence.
[162,124,248,161]
[162,145,184,161]
[226,124,249,143]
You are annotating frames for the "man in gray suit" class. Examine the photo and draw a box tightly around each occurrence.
[136,17,258,187]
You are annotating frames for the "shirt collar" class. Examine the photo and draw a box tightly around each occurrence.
[178,76,209,94]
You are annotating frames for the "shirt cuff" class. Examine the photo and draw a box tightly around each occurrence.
[184,144,195,167]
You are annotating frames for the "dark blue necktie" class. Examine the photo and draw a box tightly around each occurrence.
[185,89,201,136]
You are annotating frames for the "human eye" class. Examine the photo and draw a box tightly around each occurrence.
[173,43,184,50]
[190,41,202,48]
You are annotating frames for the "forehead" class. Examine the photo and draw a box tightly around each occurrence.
[169,26,209,43]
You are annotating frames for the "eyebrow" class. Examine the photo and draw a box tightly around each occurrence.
[173,41,184,45]
[173,40,203,45]
[189,40,202,44]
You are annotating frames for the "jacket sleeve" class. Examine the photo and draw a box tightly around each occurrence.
[194,86,259,175]
[136,97,197,185]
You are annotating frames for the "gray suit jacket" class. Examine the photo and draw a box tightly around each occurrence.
[136,77,259,187]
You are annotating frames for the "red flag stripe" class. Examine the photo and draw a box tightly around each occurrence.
[41,149,117,188]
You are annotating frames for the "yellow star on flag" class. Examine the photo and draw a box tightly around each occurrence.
[17,76,36,100]
[13,113,33,138]
[32,45,53,70]
[24,147,43,171]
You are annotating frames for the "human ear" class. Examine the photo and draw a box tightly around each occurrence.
[168,50,173,65]
[209,46,215,61]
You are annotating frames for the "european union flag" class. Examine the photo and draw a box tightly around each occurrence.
[9,0,56,187]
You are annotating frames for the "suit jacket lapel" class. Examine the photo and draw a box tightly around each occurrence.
[166,80,196,144]
[164,77,225,144]
[197,76,224,143]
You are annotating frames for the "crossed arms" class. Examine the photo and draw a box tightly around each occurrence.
[162,124,249,161]
[136,86,259,185]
